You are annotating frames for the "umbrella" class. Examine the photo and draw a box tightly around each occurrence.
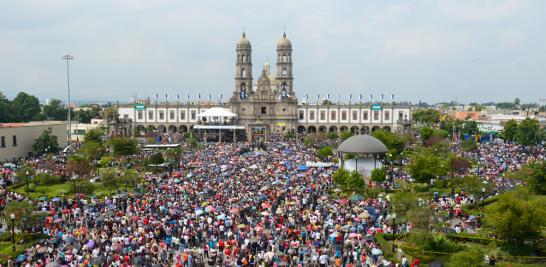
[45,262,61,267]
[371,248,383,255]
[16,255,26,262]
[338,198,349,204]
[229,208,238,213]
[358,212,370,219]
[333,188,342,193]
[205,205,216,213]
[54,218,63,223]
[195,209,204,216]
[52,197,61,202]
[216,214,226,220]
[260,211,270,216]
[86,240,95,249]
[238,224,246,229]
[37,246,48,253]
[349,194,364,202]
[38,196,48,201]
[296,165,309,171]
[348,233,359,238]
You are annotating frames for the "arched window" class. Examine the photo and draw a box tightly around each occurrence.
[281,68,287,77]
[241,55,245,62]
[241,68,246,78]
[281,82,287,91]
[237,55,240,62]
[241,83,246,91]
[283,55,287,62]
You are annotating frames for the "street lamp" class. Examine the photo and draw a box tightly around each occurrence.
[62,54,74,147]
[391,212,397,253]
[10,213,15,252]
[25,171,30,194]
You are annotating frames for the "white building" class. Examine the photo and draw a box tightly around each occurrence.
[0,121,67,161]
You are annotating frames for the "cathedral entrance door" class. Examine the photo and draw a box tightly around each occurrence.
[251,126,267,144]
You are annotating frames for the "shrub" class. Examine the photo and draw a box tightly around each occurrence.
[68,181,95,195]
[34,173,63,186]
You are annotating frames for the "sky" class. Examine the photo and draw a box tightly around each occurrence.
[0,0,545,104]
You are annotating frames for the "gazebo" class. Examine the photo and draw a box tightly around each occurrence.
[337,134,388,176]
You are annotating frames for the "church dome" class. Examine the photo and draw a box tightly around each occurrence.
[237,32,251,49]
[277,32,292,49]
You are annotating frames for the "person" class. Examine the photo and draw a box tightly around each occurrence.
[411,256,421,267]
[318,252,329,267]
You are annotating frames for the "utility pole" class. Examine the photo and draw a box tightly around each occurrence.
[62,55,74,147]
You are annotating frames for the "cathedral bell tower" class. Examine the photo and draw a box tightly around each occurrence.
[275,32,293,98]
[233,32,253,101]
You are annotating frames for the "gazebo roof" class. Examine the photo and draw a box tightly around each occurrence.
[197,107,237,118]
[337,134,388,154]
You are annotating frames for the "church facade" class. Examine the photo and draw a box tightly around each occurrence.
[117,32,411,141]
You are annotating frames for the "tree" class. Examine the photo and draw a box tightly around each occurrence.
[74,105,101,123]
[11,92,41,121]
[484,189,545,248]
[84,128,104,143]
[101,168,118,194]
[148,152,164,165]
[372,129,406,158]
[412,109,440,125]
[33,129,59,155]
[462,120,479,135]
[345,171,365,191]
[316,146,333,160]
[514,97,521,106]
[521,161,546,195]
[2,201,44,231]
[0,91,14,122]
[332,168,350,188]
[447,245,484,267]
[515,118,540,145]
[66,154,91,178]
[502,119,517,142]
[407,148,449,183]
[303,134,314,148]
[110,137,137,156]
[42,99,67,120]
[461,139,477,152]
[81,141,104,160]
[340,130,353,141]
[370,167,387,183]
[101,106,119,123]
[327,131,338,140]
[449,155,471,175]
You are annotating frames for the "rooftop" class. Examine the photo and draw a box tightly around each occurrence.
[0,121,66,128]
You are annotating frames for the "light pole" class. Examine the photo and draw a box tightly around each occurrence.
[62,55,74,147]
[10,213,15,252]
[391,212,397,253]
[25,170,30,194]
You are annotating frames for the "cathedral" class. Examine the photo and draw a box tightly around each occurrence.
[117,32,411,142]
[229,32,298,141]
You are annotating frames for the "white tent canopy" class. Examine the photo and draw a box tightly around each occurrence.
[197,107,237,119]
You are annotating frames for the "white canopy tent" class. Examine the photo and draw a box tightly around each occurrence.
[197,107,237,123]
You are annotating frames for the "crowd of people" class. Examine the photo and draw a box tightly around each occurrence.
[2,138,409,267]
[1,133,544,266]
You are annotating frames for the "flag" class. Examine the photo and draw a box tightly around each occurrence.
[338,94,341,99]
[240,91,244,100]
[349,94,352,100]
[155,93,158,99]
[359,94,362,101]
[306,94,308,99]
[165,93,168,99]
[198,93,201,99]
[187,94,190,100]
[369,93,372,100]
[381,93,384,100]
[177,94,180,100]
[220,93,223,99]
[391,94,394,100]
[327,94,330,99]
[317,94,320,99]
[208,94,211,100]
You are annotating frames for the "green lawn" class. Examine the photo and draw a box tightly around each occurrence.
[11,182,132,200]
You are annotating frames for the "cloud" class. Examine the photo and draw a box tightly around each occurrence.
[498,29,527,45]
[382,29,471,60]
[438,0,529,21]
